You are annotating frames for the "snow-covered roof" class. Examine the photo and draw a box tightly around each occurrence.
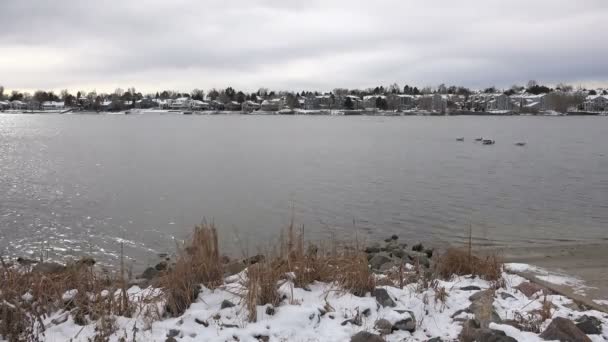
[363,95,386,100]
[42,101,65,106]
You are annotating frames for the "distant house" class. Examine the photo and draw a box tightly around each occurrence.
[388,94,415,110]
[242,100,261,112]
[10,100,27,110]
[0,101,9,110]
[189,100,210,110]
[225,101,241,111]
[583,95,608,112]
[169,97,189,109]
[363,95,386,109]
[135,98,157,109]
[260,98,283,111]
[42,101,65,110]
[511,93,547,112]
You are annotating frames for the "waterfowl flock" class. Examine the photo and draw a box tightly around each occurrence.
[455,137,527,146]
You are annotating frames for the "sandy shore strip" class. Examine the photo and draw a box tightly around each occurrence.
[491,243,608,312]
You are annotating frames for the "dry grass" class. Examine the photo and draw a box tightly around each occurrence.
[160,222,223,317]
[0,255,134,341]
[434,248,502,281]
[243,261,282,322]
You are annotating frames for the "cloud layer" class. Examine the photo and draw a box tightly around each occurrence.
[1,0,607,93]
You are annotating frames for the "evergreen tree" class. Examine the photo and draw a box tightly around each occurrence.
[344,97,354,110]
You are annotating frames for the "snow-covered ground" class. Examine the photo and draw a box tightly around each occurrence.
[33,264,608,342]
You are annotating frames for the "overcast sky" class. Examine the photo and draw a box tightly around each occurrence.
[1,0,607,93]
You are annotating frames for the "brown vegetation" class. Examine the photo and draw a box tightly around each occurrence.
[433,248,502,281]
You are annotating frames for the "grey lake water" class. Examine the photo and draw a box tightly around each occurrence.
[1,113,607,267]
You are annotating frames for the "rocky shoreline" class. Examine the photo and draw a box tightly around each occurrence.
[3,234,608,341]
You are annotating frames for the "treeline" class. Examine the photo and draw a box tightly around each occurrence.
[1,80,604,107]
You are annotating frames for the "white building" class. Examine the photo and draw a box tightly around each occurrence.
[583,95,608,112]
[41,101,65,111]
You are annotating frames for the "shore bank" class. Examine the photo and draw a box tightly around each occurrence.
[2,226,608,341]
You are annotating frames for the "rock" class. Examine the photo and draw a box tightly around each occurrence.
[350,331,385,342]
[369,253,392,270]
[51,313,69,325]
[499,292,516,300]
[468,290,501,328]
[406,251,430,268]
[515,282,547,298]
[424,249,434,258]
[391,234,398,240]
[341,318,362,326]
[16,257,38,266]
[427,338,443,342]
[166,329,180,338]
[460,286,481,291]
[221,300,235,309]
[140,267,159,280]
[165,338,177,342]
[575,315,602,335]
[374,319,393,334]
[391,249,407,259]
[76,257,96,267]
[254,334,270,342]
[265,306,275,316]
[393,318,416,332]
[155,261,168,271]
[372,288,396,308]
[539,317,591,342]
[474,328,517,342]
[384,238,392,243]
[362,308,371,317]
[365,243,381,254]
[412,243,424,252]
[469,289,492,302]
[32,262,65,274]
[244,254,265,265]
[459,319,481,342]
[194,318,209,327]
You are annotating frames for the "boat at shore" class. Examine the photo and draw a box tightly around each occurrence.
[482,139,495,145]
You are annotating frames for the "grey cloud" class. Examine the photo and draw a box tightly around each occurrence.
[0,0,607,92]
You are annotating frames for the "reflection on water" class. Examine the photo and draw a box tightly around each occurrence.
[1,114,607,266]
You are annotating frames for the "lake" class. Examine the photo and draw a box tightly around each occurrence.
[1,113,607,267]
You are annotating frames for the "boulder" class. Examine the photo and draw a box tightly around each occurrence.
[406,251,430,268]
[374,319,393,334]
[424,249,434,258]
[539,317,591,342]
[265,306,275,316]
[459,319,481,342]
[515,282,547,298]
[365,243,381,254]
[140,267,159,280]
[499,292,516,300]
[372,288,396,308]
[460,286,481,291]
[412,243,424,252]
[393,318,416,332]
[575,315,602,335]
[221,300,235,309]
[166,329,180,338]
[369,253,392,270]
[468,290,501,328]
[474,328,517,342]
[155,261,168,271]
[391,234,398,240]
[427,338,443,342]
[76,257,96,267]
[350,331,385,342]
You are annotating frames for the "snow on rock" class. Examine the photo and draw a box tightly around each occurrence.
[35,265,608,341]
